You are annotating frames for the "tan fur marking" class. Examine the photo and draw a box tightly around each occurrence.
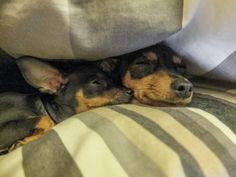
[145,51,158,61]
[35,116,55,131]
[19,116,54,145]
[75,89,123,113]
[7,116,55,152]
[123,70,192,105]
[173,56,182,64]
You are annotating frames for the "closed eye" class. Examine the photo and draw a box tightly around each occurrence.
[91,79,102,85]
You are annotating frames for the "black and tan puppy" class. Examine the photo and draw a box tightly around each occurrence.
[0,57,133,154]
[98,44,193,106]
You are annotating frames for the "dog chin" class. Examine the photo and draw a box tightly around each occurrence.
[131,97,192,107]
[111,96,133,105]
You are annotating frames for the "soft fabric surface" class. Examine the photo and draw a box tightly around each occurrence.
[1,0,235,81]
[0,0,182,59]
[0,80,236,177]
[166,0,236,82]
[0,1,236,177]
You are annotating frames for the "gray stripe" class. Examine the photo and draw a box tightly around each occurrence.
[191,77,236,91]
[161,108,236,177]
[181,109,236,160]
[190,93,236,133]
[78,111,166,177]
[204,50,236,83]
[23,130,83,177]
[110,106,205,177]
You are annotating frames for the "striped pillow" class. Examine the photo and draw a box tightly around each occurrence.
[0,82,236,177]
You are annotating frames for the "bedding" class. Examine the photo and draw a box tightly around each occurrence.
[0,0,182,59]
[0,0,236,177]
[0,0,235,80]
[166,0,236,82]
[0,79,236,177]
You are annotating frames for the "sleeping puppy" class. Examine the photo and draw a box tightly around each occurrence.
[97,44,193,106]
[0,57,133,154]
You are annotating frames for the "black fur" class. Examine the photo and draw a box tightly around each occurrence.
[0,61,132,152]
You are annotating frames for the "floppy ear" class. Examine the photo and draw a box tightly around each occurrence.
[97,58,118,73]
[16,57,68,94]
[143,51,158,61]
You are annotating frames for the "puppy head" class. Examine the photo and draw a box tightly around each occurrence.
[122,45,193,106]
[66,66,133,112]
[17,57,133,112]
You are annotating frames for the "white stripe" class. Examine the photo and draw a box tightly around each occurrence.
[0,148,25,177]
[188,108,236,146]
[92,107,186,177]
[121,105,230,177]
[53,117,129,177]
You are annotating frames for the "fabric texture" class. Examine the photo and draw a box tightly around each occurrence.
[1,81,236,177]
[0,0,182,59]
[0,1,236,177]
[1,0,235,81]
[166,0,236,82]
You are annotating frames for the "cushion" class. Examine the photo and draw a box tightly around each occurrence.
[1,80,236,177]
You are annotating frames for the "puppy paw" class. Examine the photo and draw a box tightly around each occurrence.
[8,116,54,152]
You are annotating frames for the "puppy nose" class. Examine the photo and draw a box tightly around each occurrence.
[172,79,193,99]
[126,89,134,96]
